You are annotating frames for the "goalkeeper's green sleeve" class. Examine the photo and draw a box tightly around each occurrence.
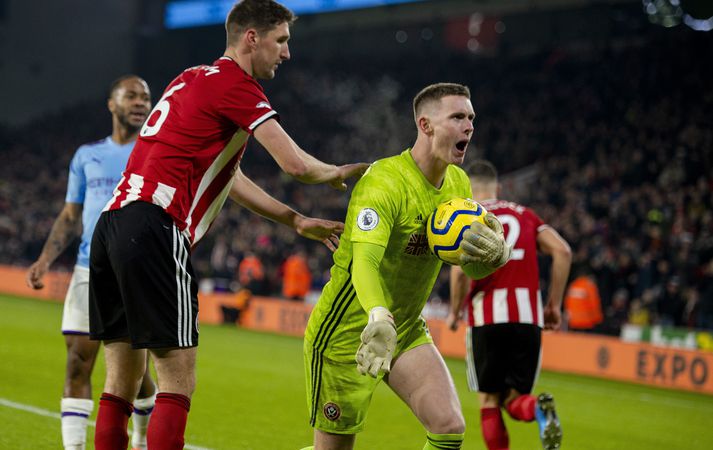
[352,241,388,312]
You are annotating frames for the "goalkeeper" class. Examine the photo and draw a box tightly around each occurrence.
[303,83,510,450]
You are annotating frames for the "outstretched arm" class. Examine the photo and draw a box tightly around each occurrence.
[253,119,368,190]
[26,203,83,289]
[536,227,572,330]
[229,168,343,251]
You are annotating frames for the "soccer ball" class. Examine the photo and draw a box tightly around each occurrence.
[427,198,488,265]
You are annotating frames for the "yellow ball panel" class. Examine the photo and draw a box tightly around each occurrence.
[426,198,487,265]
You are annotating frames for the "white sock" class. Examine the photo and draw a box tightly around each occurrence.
[131,393,156,449]
[61,398,94,450]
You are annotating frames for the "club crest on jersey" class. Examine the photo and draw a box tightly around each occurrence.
[357,208,379,231]
[323,402,341,421]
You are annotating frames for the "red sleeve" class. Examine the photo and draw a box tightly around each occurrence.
[218,82,279,134]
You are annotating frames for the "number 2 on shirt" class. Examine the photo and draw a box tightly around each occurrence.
[497,214,525,260]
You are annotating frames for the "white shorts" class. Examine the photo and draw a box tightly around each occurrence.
[61,265,90,334]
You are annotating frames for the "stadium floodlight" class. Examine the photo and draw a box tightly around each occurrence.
[642,0,683,28]
[643,0,713,31]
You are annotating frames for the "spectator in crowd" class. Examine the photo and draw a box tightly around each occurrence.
[657,276,685,326]
[564,267,603,332]
[699,260,713,330]
[602,288,630,336]
[628,298,651,326]
[281,248,312,301]
[238,252,267,296]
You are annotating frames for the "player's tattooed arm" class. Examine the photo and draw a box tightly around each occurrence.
[26,203,82,289]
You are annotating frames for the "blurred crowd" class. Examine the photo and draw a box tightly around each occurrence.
[0,25,711,333]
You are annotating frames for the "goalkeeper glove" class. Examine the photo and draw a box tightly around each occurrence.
[356,307,396,377]
[459,212,511,268]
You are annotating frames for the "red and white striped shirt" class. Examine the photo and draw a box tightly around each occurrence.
[105,56,278,245]
[465,199,549,327]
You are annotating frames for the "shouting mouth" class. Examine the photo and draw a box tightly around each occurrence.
[455,140,469,152]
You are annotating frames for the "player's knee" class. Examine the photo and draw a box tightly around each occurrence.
[428,411,466,435]
[66,349,94,383]
[448,414,466,435]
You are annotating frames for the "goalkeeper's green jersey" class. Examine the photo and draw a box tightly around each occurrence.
[305,149,472,362]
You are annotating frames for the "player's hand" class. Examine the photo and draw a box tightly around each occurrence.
[26,260,50,289]
[356,307,397,377]
[543,302,562,331]
[327,163,370,191]
[446,311,461,331]
[294,215,344,252]
[459,213,511,268]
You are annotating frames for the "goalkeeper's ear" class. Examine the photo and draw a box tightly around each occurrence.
[460,260,498,280]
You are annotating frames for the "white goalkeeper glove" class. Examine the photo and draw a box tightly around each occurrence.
[356,307,397,377]
[459,212,511,269]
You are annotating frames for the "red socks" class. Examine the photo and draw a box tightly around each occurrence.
[481,407,509,450]
[95,393,133,450]
[147,393,192,450]
[505,394,536,422]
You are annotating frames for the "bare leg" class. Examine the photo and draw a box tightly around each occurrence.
[62,334,100,449]
[103,339,147,400]
[137,359,157,398]
[385,344,465,434]
[314,429,356,450]
[150,347,196,397]
[131,355,157,450]
[64,334,100,398]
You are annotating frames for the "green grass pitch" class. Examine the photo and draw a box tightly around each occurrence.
[1,294,712,449]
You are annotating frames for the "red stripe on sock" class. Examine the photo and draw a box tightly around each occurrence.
[480,407,509,450]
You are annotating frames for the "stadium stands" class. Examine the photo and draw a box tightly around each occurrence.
[1,22,711,333]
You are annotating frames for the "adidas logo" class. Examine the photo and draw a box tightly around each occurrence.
[414,213,424,224]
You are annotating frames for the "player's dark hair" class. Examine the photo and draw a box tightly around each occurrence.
[467,159,498,183]
[108,74,141,99]
[226,0,296,42]
[413,83,470,117]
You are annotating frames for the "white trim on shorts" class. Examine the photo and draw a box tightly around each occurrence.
[465,327,479,392]
[172,225,193,347]
[61,265,91,334]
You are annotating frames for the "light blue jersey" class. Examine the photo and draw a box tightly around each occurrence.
[65,137,134,268]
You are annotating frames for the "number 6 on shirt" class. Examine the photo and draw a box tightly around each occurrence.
[140,82,186,137]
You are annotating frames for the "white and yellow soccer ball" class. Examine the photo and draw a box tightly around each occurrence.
[427,198,488,265]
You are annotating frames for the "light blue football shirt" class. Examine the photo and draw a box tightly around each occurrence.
[65,137,134,268]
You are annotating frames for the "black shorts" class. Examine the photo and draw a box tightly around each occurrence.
[466,323,541,394]
[89,201,199,349]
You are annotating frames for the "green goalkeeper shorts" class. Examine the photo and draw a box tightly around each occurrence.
[304,321,433,434]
